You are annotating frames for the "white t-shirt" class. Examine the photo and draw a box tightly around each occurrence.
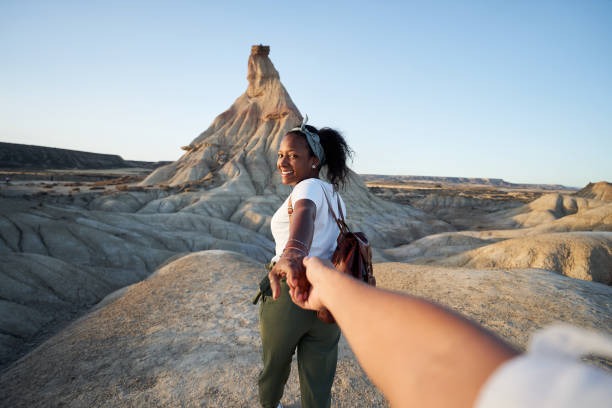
[475,324,612,408]
[270,178,346,263]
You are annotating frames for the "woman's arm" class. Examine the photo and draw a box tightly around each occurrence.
[269,199,317,299]
[292,257,518,408]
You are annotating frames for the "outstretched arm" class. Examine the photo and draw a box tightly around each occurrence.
[269,199,316,299]
[292,257,518,408]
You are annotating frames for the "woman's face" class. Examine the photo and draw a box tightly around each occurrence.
[277,133,319,186]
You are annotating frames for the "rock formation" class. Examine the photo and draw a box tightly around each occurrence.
[142,45,300,190]
[362,174,575,191]
[487,193,610,229]
[437,231,612,284]
[379,186,612,285]
[0,142,129,169]
[0,197,273,367]
[575,181,612,202]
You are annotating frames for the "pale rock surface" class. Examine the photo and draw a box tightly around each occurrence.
[0,197,274,366]
[437,231,612,284]
[575,181,612,202]
[529,202,612,234]
[141,45,299,192]
[1,251,610,407]
[382,201,612,283]
[0,252,114,364]
[0,141,129,169]
[483,193,608,229]
[374,262,612,347]
[381,231,501,263]
[414,195,519,212]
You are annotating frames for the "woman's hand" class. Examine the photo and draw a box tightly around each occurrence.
[289,256,335,310]
[268,249,309,300]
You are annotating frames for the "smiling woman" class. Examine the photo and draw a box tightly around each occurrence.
[255,117,354,408]
[276,133,318,186]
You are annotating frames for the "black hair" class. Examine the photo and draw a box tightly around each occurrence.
[287,124,354,190]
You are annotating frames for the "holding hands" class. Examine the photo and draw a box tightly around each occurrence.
[288,256,333,311]
[268,253,334,314]
[268,248,311,300]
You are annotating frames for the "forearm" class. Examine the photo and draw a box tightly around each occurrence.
[317,267,517,408]
[270,200,316,298]
[285,199,316,254]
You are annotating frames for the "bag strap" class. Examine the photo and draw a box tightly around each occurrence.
[320,185,349,234]
[288,184,348,234]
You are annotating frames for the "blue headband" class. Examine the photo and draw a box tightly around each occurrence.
[290,115,326,165]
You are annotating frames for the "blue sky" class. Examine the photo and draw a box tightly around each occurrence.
[1,1,610,187]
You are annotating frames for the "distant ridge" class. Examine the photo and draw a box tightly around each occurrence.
[0,142,166,170]
[360,174,577,191]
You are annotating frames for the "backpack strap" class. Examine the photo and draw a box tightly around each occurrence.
[335,194,346,222]
[320,185,349,234]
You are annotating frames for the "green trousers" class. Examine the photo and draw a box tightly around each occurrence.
[258,280,341,408]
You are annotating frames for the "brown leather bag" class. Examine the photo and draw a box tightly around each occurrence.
[317,188,376,323]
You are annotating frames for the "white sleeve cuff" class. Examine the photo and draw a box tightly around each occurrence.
[475,324,612,408]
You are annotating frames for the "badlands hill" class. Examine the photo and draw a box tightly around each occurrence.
[362,173,575,191]
[576,181,612,202]
[0,45,611,406]
[0,142,165,170]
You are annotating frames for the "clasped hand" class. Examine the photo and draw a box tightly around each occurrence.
[269,255,329,312]
[268,250,310,300]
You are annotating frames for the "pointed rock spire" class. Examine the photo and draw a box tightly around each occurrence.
[247,45,279,98]
[142,45,300,189]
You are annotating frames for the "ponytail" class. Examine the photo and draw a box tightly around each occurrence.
[288,124,354,190]
[318,127,353,190]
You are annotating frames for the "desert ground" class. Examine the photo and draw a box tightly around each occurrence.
[1,45,610,407]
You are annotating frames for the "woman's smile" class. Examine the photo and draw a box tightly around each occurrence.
[277,133,318,186]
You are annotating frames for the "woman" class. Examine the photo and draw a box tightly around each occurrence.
[257,117,353,408]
